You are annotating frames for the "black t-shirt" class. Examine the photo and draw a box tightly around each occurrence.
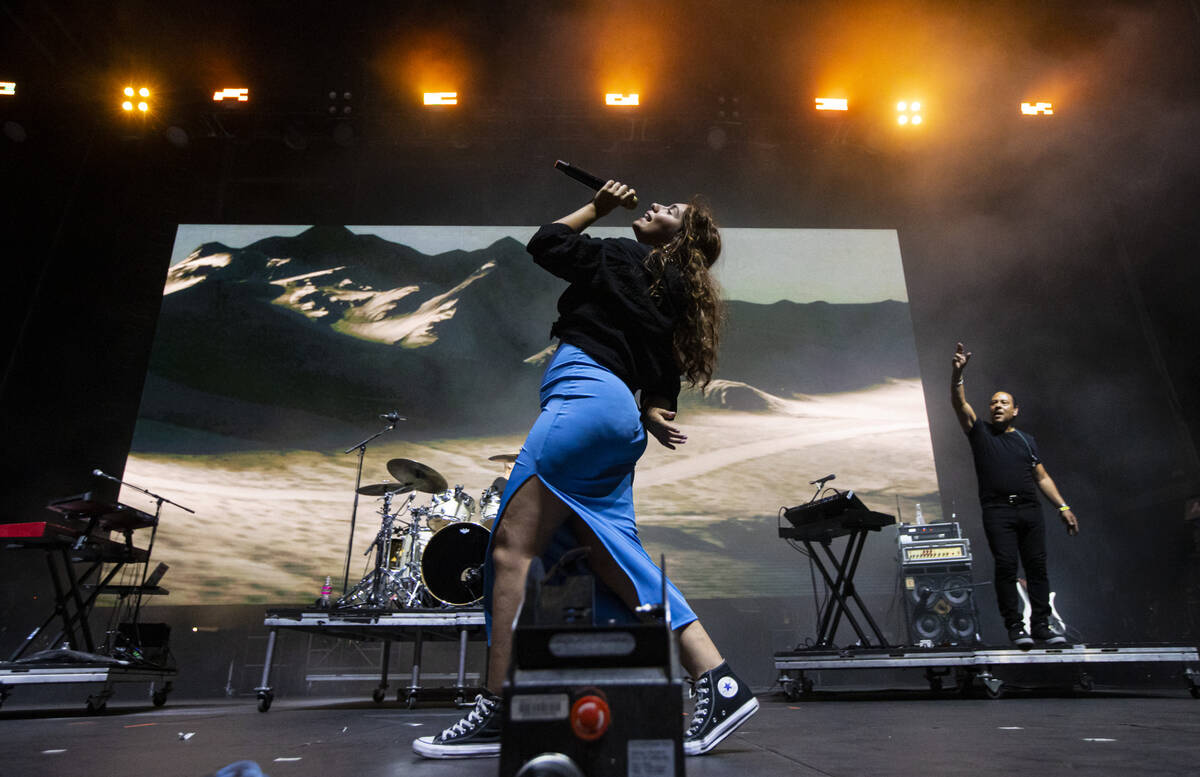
[526,223,684,408]
[965,420,1041,506]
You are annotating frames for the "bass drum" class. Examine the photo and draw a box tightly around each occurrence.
[420,522,491,606]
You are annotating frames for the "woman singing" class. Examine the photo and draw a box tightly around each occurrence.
[414,180,758,759]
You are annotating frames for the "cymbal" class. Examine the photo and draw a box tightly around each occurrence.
[487,453,519,464]
[386,458,449,494]
[356,482,412,496]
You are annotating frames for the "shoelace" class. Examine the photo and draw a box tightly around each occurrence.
[439,694,496,740]
[685,676,712,737]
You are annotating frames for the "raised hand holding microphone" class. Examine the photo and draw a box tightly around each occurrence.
[553,178,639,233]
[593,179,639,215]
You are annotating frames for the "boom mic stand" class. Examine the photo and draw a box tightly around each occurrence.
[91,469,194,640]
[340,416,402,595]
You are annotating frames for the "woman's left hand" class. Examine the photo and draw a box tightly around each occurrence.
[642,406,687,449]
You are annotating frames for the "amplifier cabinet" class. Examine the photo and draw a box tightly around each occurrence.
[901,562,983,646]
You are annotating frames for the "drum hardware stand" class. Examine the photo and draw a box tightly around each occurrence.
[369,491,413,606]
[391,509,431,608]
[340,414,405,595]
[339,491,415,610]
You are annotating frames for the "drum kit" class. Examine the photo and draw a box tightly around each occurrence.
[337,453,518,610]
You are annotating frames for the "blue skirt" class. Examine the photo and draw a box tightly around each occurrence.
[483,343,697,639]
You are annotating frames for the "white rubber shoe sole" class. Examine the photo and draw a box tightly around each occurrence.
[412,736,500,759]
[684,696,760,756]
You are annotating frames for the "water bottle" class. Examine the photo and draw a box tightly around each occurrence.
[320,576,333,608]
[915,503,924,525]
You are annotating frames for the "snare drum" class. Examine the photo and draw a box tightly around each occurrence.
[420,522,491,606]
[426,486,476,532]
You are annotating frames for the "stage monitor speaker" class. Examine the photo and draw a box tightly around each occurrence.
[902,563,982,646]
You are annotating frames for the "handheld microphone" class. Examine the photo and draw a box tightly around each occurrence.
[554,160,638,208]
[92,468,120,483]
[809,474,836,486]
[380,411,405,424]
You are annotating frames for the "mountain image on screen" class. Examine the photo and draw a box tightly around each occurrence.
[135,225,919,452]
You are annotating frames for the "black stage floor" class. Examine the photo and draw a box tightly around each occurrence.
[3,688,1198,777]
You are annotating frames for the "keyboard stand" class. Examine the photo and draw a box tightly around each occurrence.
[806,524,890,648]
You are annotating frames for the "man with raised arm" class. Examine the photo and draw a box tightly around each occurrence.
[951,342,1079,647]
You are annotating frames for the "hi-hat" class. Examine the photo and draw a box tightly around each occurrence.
[356,482,412,496]
[385,458,449,493]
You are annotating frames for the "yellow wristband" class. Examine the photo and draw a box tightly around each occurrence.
[1058,504,1070,512]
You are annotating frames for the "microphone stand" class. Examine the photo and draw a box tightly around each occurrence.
[92,469,194,642]
[341,419,399,595]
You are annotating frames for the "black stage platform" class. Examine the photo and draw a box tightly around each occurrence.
[2,688,1198,777]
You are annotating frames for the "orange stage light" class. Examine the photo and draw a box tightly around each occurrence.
[213,88,250,102]
[0,82,15,96]
[122,86,152,114]
[1021,101,1053,115]
[815,97,848,111]
[605,93,639,107]
[896,100,922,126]
[423,92,458,106]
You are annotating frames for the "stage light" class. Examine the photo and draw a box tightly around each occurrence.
[423,91,457,106]
[605,93,639,107]
[213,88,249,102]
[815,97,848,111]
[897,99,922,126]
[0,82,15,96]
[1021,101,1053,115]
[123,86,152,114]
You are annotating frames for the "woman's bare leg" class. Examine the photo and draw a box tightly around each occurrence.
[677,621,724,678]
[486,477,575,695]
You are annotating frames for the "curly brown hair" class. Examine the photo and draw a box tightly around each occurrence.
[645,197,724,388]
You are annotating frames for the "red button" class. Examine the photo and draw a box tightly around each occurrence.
[570,695,610,741]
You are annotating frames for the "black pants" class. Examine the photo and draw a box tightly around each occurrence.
[981,503,1051,629]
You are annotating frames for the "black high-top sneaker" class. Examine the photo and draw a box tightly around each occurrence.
[1007,624,1035,648]
[1031,621,1068,646]
[683,662,759,756]
[412,691,502,758]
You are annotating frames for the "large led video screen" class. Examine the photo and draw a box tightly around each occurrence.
[121,224,939,604]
